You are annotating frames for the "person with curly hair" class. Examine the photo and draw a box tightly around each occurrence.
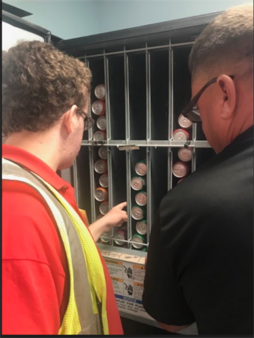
[2,40,127,335]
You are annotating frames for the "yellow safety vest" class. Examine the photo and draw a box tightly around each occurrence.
[2,158,109,335]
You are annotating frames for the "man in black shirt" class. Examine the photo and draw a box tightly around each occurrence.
[143,3,253,335]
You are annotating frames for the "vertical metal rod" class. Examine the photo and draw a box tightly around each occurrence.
[85,57,93,142]
[124,48,130,143]
[146,45,151,141]
[104,53,111,141]
[107,147,113,209]
[146,147,152,240]
[168,41,174,140]
[126,150,132,246]
[191,147,197,173]
[167,147,173,191]
[192,122,197,143]
[73,159,79,204]
[191,122,197,173]
[89,146,96,223]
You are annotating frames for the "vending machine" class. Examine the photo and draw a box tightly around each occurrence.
[3,8,219,334]
[55,12,218,333]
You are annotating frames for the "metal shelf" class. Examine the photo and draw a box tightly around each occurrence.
[77,41,213,248]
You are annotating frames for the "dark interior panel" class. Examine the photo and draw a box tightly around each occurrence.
[150,50,169,140]
[76,147,92,223]
[129,53,146,140]
[108,55,126,140]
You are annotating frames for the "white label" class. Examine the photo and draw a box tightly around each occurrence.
[101,250,153,320]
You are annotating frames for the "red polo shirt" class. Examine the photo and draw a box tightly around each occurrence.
[2,144,123,335]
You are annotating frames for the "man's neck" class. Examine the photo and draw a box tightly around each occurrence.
[5,130,61,172]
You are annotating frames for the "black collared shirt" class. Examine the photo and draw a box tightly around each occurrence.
[143,127,253,335]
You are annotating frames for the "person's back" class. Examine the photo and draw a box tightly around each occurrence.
[143,4,253,334]
[150,127,253,334]
[2,41,127,335]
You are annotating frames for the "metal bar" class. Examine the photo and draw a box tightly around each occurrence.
[73,159,79,204]
[107,147,113,209]
[2,10,51,39]
[146,147,152,240]
[81,139,211,148]
[124,49,130,142]
[191,147,197,173]
[126,151,132,246]
[146,46,151,141]
[100,237,149,247]
[167,148,173,191]
[89,146,96,223]
[77,41,195,60]
[192,121,197,142]
[168,44,174,140]
[85,57,93,142]
[191,124,197,173]
[104,53,112,141]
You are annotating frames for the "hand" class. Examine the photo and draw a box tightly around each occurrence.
[88,202,128,241]
[102,202,128,231]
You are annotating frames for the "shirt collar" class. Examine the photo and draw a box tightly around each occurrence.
[2,144,71,192]
[233,125,253,143]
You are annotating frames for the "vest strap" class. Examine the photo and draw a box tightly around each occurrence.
[2,158,103,335]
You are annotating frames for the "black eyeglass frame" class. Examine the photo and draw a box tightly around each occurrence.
[77,107,95,131]
[181,75,235,123]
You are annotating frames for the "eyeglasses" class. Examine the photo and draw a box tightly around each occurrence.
[181,75,235,123]
[77,108,95,131]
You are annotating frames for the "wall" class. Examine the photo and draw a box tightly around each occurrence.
[3,0,252,39]
[2,21,44,51]
[3,0,100,39]
[97,0,252,35]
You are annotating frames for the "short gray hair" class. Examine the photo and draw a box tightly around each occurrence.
[189,3,253,80]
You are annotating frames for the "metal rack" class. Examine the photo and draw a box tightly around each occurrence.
[73,40,214,252]
[57,13,218,330]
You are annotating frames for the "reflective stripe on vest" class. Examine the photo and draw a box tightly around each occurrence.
[2,158,108,335]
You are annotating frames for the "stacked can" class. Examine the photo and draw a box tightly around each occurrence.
[94,158,108,204]
[130,160,148,250]
[172,113,192,141]
[94,143,110,245]
[174,146,192,182]
[172,114,193,182]
[92,84,107,141]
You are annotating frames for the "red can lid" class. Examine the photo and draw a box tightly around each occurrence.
[173,129,190,141]
[172,161,189,178]
[178,114,192,129]
[93,130,106,141]
[178,147,193,162]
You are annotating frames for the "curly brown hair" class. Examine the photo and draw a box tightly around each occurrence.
[2,40,92,135]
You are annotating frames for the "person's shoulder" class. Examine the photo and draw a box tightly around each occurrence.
[2,180,58,252]
[160,167,215,215]
[3,179,54,220]
[2,179,64,265]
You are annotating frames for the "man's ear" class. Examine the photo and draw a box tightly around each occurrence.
[62,105,78,134]
[217,74,236,120]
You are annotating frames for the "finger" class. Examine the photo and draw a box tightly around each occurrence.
[116,201,127,210]
[122,214,128,222]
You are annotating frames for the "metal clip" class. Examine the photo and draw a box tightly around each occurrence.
[117,145,140,151]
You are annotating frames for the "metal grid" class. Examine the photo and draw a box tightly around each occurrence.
[73,41,212,252]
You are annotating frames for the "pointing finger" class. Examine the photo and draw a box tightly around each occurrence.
[116,201,127,210]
